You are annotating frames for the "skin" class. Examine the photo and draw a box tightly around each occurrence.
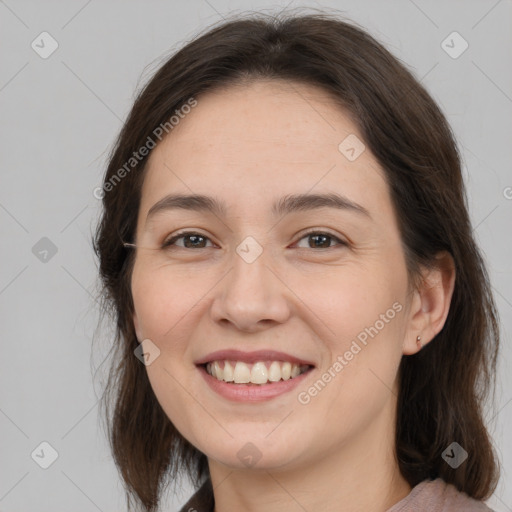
[131,80,456,512]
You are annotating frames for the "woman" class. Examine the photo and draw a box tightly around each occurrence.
[94,11,500,512]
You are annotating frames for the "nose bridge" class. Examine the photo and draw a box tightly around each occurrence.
[210,235,290,331]
[232,237,271,294]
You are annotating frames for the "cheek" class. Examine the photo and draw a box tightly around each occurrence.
[131,265,207,440]
[131,262,206,342]
[293,295,405,452]
[304,261,406,344]
[295,261,407,409]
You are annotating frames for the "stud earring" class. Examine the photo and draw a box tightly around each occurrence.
[416,335,422,349]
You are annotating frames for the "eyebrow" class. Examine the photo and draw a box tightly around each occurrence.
[145,192,371,225]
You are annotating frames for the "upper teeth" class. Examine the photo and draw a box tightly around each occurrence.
[205,360,309,384]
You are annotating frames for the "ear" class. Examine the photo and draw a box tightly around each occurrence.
[402,251,456,355]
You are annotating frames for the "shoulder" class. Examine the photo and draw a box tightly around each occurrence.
[387,478,494,512]
[178,478,215,512]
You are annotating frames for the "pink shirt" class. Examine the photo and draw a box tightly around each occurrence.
[387,478,494,511]
[179,477,494,511]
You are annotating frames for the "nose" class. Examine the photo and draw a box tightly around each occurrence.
[210,248,291,333]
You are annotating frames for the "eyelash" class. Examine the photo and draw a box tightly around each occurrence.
[161,229,348,251]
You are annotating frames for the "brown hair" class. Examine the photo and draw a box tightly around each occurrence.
[93,10,500,511]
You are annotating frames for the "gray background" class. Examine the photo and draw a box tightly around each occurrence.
[1,0,511,510]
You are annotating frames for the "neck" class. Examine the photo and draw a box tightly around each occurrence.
[208,400,411,512]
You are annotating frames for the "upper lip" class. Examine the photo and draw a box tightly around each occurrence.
[194,349,316,367]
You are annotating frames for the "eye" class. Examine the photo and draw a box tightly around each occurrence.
[294,230,347,249]
[161,229,348,250]
[162,231,214,249]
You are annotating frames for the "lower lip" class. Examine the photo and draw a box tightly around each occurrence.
[197,365,314,402]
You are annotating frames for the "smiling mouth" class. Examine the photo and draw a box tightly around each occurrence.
[202,360,313,385]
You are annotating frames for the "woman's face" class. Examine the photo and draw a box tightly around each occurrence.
[131,80,415,471]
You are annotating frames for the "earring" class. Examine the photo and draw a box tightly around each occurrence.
[416,335,422,349]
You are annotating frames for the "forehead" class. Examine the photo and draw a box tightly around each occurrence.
[139,80,393,222]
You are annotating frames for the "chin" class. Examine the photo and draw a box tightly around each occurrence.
[194,428,310,472]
